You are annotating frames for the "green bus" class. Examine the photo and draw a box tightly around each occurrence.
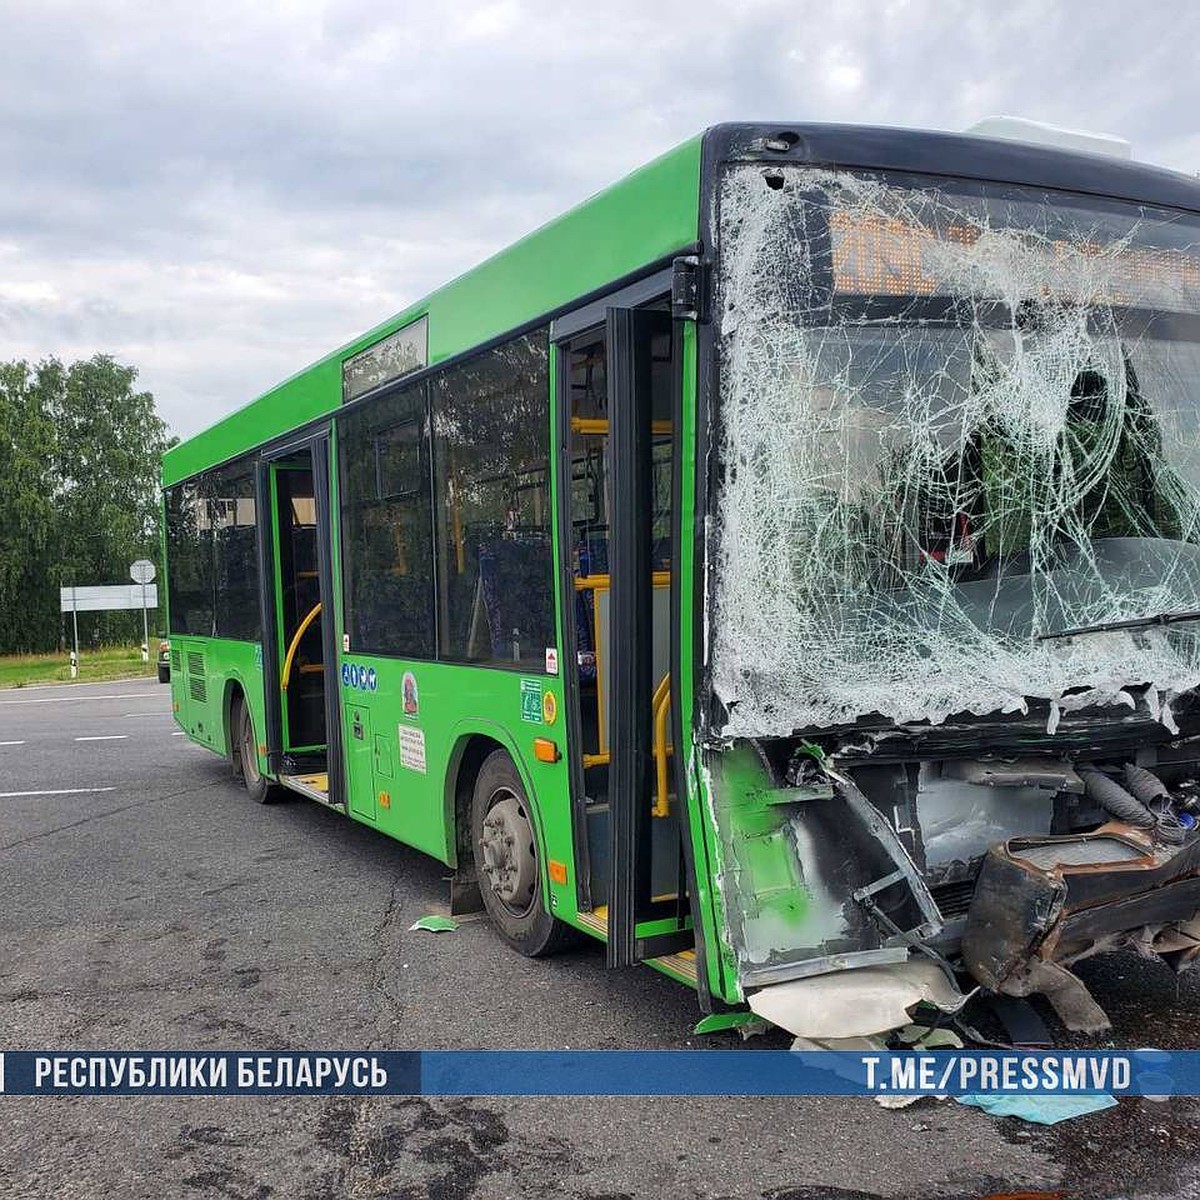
[164,121,1200,1040]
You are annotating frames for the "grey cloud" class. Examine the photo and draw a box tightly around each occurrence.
[1,0,1197,438]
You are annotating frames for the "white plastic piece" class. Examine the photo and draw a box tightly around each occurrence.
[749,959,965,1039]
[965,116,1131,160]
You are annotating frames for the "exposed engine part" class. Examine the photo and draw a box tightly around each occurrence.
[961,825,1200,1031]
[942,757,1084,793]
[1078,768,1155,828]
[1124,763,1171,806]
[1123,763,1188,845]
[999,960,1112,1035]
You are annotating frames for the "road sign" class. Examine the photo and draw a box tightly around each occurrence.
[60,584,158,612]
[130,559,156,584]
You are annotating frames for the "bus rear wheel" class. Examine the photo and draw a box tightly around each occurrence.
[232,696,278,805]
[471,749,573,957]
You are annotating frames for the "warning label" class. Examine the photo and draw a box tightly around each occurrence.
[398,725,426,774]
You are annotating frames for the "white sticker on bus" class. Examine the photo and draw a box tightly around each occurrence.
[398,725,427,774]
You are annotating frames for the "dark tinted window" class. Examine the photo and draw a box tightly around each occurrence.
[210,463,261,641]
[339,380,435,657]
[165,480,215,636]
[432,329,554,668]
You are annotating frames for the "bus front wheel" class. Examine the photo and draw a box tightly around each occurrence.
[471,749,572,957]
[232,696,278,805]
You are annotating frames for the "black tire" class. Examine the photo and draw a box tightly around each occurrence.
[157,662,170,684]
[471,749,574,957]
[231,696,278,804]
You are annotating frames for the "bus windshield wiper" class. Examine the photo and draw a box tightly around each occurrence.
[1037,609,1200,640]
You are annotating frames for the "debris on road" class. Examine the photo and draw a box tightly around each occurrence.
[409,915,458,933]
[956,1092,1118,1124]
[693,1011,768,1038]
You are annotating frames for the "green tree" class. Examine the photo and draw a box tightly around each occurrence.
[0,354,172,653]
[0,362,60,652]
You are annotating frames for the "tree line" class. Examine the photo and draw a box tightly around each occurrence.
[0,355,174,654]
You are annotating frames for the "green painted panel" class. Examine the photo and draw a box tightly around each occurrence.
[337,655,570,875]
[169,636,266,771]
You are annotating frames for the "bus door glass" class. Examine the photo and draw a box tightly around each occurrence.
[558,302,691,966]
[272,459,325,752]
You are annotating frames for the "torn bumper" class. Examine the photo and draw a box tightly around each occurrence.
[747,958,967,1040]
[962,826,1200,1019]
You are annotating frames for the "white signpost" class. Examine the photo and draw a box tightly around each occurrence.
[130,560,156,662]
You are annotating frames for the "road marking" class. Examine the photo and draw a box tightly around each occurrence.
[74,735,129,742]
[0,740,26,746]
[0,693,158,706]
[171,731,186,736]
[122,712,172,718]
[0,787,117,798]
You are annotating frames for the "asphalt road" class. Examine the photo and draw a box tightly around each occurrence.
[2,677,1200,1199]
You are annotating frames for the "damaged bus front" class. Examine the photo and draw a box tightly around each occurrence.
[695,125,1200,1040]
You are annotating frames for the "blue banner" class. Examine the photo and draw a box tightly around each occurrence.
[0,1049,1188,1097]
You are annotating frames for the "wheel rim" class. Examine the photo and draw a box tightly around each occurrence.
[240,709,260,786]
[479,788,537,918]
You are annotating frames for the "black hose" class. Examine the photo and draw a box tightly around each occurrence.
[1123,764,1187,845]
[1124,764,1171,806]
[1079,768,1156,829]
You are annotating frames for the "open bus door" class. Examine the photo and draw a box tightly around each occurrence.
[556,289,695,972]
[257,431,345,809]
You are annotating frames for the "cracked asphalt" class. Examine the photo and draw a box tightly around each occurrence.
[3,677,1200,1199]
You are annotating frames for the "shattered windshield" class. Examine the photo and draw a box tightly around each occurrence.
[711,165,1200,734]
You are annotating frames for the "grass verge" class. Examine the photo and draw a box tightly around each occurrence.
[0,646,159,688]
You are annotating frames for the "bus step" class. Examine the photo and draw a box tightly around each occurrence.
[279,772,341,809]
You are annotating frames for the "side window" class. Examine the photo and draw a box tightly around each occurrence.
[339,380,435,658]
[432,328,554,668]
[165,480,215,636]
[211,464,261,641]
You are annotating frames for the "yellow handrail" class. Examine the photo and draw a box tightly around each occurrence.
[571,417,673,437]
[281,602,322,692]
[652,673,672,818]
[575,571,671,592]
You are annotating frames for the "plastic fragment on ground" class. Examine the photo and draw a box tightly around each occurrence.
[875,1092,928,1109]
[789,1034,887,1052]
[409,915,458,933]
[693,1012,768,1037]
[895,1023,965,1049]
[956,1093,1117,1124]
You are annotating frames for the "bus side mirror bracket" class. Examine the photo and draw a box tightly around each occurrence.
[671,255,708,323]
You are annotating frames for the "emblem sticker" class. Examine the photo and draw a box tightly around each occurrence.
[402,671,419,718]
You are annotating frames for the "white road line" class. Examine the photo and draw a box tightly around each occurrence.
[171,731,186,736]
[122,712,172,718]
[0,740,26,746]
[74,735,129,742]
[0,693,158,706]
[0,787,117,798]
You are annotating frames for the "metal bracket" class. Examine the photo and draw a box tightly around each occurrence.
[671,255,707,322]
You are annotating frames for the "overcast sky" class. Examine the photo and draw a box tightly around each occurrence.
[2,0,1198,438]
